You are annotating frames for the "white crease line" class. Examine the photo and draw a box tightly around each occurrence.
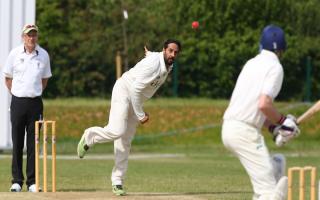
[0,153,186,160]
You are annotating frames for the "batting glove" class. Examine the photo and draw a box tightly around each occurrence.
[269,124,300,147]
[282,114,300,136]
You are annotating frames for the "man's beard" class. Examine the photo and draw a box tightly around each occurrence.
[165,58,174,66]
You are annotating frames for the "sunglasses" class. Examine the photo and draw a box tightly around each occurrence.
[25,25,37,28]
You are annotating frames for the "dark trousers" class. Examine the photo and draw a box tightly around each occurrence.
[10,95,43,187]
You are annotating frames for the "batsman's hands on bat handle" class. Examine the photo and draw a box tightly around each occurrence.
[281,114,300,134]
[140,112,149,124]
[269,124,300,147]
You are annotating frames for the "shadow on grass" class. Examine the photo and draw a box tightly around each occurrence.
[128,190,251,196]
[58,188,98,192]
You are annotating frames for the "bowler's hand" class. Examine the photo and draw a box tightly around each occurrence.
[140,113,149,124]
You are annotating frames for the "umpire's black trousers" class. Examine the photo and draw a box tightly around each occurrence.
[10,95,43,187]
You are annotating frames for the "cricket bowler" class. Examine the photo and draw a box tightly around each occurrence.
[77,39,181,195]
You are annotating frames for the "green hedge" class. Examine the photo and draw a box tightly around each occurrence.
[37,0,320,100]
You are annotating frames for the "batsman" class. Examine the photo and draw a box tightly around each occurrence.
[222,25,300,200]
[77,39,181,196]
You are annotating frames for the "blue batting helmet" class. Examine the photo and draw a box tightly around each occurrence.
[259,25,286,52]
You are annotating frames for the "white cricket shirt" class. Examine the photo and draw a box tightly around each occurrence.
[223,50,284,129]
[2,44,51,98]
[122,52,172,120]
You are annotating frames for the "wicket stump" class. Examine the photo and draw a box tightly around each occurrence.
[288,166,316,200]
[35,120,56,192]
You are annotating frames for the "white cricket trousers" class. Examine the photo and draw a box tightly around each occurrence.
[84,78,139,186]
[222,120,281,200]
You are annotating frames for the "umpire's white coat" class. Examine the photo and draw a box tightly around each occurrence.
[222,50,286,200]
[84,52,171,185]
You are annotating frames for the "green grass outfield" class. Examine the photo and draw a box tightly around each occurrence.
[0,98,319,199]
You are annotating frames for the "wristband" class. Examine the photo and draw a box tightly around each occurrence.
[277,115,286,124]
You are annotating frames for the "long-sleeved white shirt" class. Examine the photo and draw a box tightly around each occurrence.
[223,50,284,129]
[121,52,172,120]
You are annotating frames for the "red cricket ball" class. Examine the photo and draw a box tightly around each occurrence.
[192,21,199,29]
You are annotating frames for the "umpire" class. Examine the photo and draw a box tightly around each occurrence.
[2,24,52,192]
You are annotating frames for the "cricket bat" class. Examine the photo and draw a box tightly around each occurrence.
[297,100,320,124]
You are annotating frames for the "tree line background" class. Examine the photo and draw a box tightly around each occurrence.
[36,0,320,101]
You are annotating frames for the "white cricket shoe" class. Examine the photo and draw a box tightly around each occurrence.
[10,183,22,192]
[28,184,37,192]
[28,184,42,192]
